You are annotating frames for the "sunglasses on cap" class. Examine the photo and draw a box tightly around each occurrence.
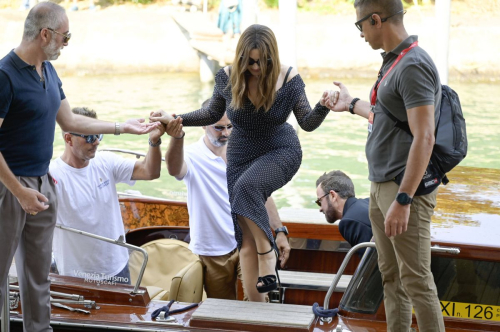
[70,133,103,144]
[211,124,233,132]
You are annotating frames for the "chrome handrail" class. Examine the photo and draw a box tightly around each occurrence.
[321,242,377,322]
[55,224,148,294]
[321,242,461,323]
[99,148,165,162]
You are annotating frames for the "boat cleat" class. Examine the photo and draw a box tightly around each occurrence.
[155,311,176,322]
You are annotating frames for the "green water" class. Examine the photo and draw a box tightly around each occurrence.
[54,73,500,209]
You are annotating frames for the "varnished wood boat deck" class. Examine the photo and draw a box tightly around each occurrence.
[190,298,316,332]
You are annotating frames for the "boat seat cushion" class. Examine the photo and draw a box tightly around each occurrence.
[146,286,170,301]
[129,239,203,301]
[169,260,204,303]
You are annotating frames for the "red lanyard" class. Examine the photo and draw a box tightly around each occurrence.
[370,41,418,106]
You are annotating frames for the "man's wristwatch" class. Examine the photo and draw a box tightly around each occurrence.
[396,192,413,205]
[149,137,162,147]
[349,98,360,114]
[275,226,289,236]
[114,122,121,135]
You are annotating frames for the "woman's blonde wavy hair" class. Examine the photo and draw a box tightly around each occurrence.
[229,24,281,112]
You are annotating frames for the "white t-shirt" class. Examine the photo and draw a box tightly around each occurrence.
[49,152,135,280]
[179,137,237,256]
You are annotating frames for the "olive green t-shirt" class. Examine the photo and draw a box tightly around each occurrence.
[365,35,441,182]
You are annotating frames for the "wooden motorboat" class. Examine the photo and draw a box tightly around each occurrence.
[4,166,500,332]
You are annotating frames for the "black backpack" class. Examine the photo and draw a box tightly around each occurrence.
[381,85,468,193]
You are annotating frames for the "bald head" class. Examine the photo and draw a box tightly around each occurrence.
[354,0,404,23]
[23,2,66,42]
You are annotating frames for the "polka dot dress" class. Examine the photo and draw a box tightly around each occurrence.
[180,68,330,249]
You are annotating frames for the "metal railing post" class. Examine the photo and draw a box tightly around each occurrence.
[55,225,148,294]
[321,242,377,322]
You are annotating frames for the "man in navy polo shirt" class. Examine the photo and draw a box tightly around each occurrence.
[315,170,372,256]
[0,2,158,330]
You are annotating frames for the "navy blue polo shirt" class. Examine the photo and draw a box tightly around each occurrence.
[339,197,372,256]
[0,50,65,176]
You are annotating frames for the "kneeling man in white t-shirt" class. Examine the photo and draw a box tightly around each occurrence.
[50,107,164,285]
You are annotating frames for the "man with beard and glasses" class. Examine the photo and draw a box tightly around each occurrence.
[49,107,164,286]
[0,3,158,330]
[164,100,290,300]
[315,170,372,256]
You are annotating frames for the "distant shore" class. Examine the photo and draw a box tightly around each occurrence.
[0,3,498,82]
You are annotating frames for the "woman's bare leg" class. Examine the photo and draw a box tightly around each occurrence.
[237,216,266,302]
[238,215,277,289]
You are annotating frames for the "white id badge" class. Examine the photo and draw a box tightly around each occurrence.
[368,106,375,133]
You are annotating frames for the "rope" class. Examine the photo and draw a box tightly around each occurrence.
[312,302,339,318]
[151,300,199,320]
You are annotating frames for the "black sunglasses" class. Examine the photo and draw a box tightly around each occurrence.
[354,9,406,32]
[70,133,103,144]
[314,192,330,207]
[242,56,272,67]
[40,28,72,43]
[212,124,233,132]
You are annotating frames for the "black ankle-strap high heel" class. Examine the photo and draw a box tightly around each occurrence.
[256,243,281,293]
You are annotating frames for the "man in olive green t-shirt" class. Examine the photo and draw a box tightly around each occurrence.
[327,0,444,331]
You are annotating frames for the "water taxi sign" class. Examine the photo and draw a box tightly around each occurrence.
[441,301,500,322]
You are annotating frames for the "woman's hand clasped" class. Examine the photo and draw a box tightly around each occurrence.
[320,90,340,109]
[149,110,176,124]
[165,115,184,139]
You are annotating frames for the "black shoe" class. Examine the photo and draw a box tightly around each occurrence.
[256,243,281,293]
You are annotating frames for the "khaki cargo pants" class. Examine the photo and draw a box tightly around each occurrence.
[370,181,445,332]
[199,249,242,300]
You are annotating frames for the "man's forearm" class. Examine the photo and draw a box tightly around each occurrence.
[140,144,163,180]
[351,100,371,119]
[399,135,434,196]
[166,137,185,177]
[59,113,118,135]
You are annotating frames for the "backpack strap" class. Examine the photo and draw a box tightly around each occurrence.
[381,103,449,183]
[379,103,412,137]
[283,66,293,86]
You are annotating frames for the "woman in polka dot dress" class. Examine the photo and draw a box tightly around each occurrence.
[151,24,337,301]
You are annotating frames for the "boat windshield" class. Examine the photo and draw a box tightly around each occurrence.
[339,247,383,314]
[340,248,500,317]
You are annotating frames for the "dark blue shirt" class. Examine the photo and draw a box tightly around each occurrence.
[339,197,373,255]
[0,50,65,176]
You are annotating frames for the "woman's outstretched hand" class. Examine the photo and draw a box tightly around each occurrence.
[149,110,175,124]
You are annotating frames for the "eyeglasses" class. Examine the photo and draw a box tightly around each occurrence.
[314,192,330,207]
[243,57,272,67]
[70,133,103,144]
[212,124,233,132]
[42,28,71,43]
[354,9,406,32]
